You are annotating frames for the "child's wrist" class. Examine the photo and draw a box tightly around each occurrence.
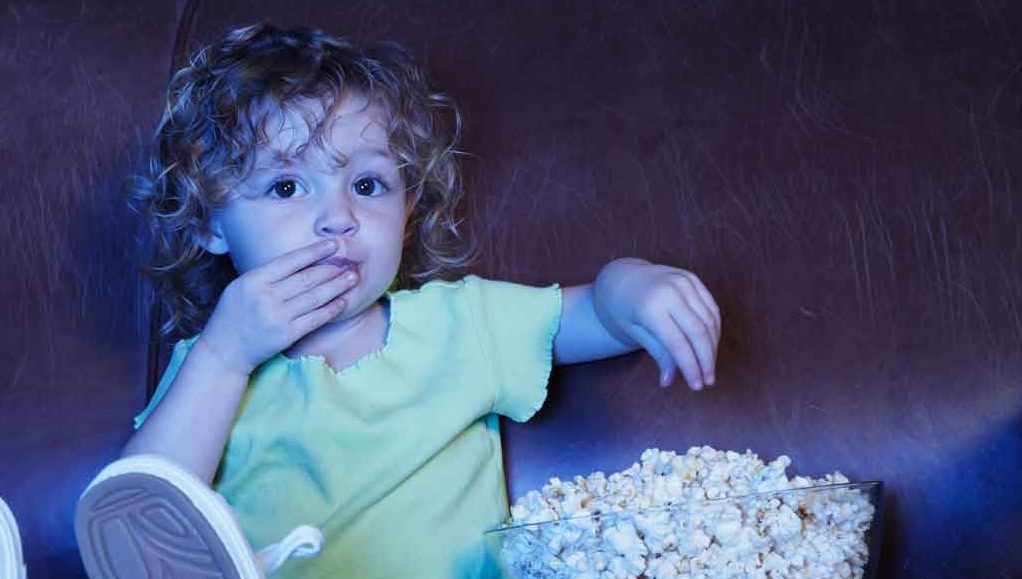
[193,335,256,378]
[593,259,646,344]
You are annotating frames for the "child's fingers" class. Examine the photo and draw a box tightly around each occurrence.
[637,316,704,390]
[666,301,716,386]
[626,325,681,388]
[683,273,721,340]
[274,263,351,302]
[291,294,350,337]
[669,275,719,358]
[253,240,338,284]
[283,270,358,318]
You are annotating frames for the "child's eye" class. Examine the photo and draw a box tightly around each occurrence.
[267,178,305,199]
[353,177,389,197]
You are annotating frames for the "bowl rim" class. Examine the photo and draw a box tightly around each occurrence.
[487,480,883,534]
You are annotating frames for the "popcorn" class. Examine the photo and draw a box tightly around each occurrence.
[496,447,876,579]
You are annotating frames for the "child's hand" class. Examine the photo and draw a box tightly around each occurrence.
[196,240,359,375]
[593,258,721,390]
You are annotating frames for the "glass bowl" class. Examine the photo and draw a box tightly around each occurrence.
[486,481,884,579]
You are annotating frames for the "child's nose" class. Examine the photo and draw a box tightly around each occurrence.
[315,196,359,236]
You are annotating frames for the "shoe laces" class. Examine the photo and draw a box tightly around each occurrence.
[256,525,324,575]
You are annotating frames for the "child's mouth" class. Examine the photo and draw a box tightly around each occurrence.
[318,256,359,276]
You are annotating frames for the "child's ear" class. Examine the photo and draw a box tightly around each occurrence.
[196,217,230,255]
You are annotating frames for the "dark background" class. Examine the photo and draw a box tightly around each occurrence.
[1,0,1019,577]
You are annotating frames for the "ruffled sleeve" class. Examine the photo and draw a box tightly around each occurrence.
[462,275,562,422]
[132,335,200,429]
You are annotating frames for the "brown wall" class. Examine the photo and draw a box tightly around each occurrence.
[0,1,184,576]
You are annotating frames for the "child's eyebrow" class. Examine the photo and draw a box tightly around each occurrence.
[250,147,395,175]
[249,155,294,174]
[349,148,394,161]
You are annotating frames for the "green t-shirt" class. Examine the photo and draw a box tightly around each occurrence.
[134,275,563,578]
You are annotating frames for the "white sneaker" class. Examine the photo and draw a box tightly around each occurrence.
[75,455,322,578]
[0,496,26,579]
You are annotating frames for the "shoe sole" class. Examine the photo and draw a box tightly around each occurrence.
[75,455,262,579]
[0,497,26,579]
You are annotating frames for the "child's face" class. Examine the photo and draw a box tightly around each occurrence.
[201,92,408,321]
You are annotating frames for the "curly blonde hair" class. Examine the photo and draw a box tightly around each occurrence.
[129,22,477,341]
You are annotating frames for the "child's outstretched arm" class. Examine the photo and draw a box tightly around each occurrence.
[553,258,721,390]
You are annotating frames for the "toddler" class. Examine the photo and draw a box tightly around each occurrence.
[75,22,720,579]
